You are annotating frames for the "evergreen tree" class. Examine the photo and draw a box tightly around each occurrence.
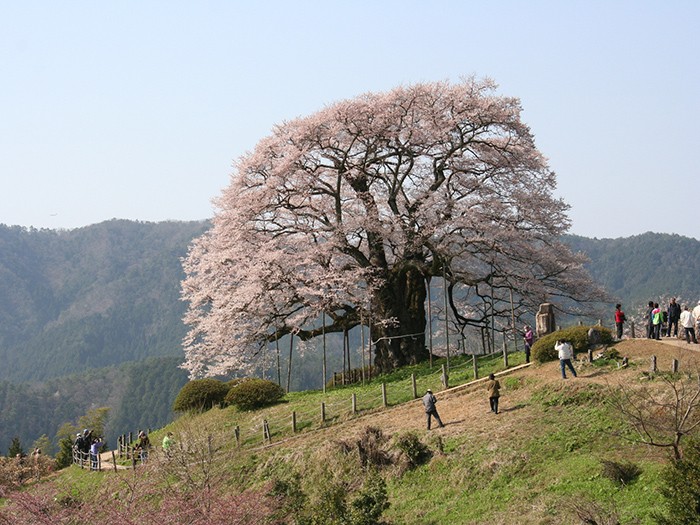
[8,436,24,457]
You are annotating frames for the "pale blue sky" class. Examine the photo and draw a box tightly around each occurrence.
[1,1,698,239]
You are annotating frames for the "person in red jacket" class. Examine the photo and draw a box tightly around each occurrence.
[614,304,626,340]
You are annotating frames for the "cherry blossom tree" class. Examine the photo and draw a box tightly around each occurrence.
[181,78,603,377]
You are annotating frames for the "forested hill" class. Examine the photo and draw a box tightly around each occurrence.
[0,219,208,382]
[563,232,700,310]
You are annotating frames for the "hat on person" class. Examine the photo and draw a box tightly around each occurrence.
[426,389,432,393]
[76,433,81,437]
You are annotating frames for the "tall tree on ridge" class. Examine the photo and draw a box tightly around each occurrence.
[181,78,603,377]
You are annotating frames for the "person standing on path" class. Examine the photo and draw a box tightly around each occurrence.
[487,373,501,414]
[422,389,444,430]
[614,304,626,340]
[667,298,681,338]
[555,339,578,379]
[646,301,655,339]
[693,301,700,339]
[652,303,663,340]
[90,437,103,471]
[680,305,698,344]
[523,325,534,363]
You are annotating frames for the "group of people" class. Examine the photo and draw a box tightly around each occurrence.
[614,299,700,344]
[639,298,700,344]
[73,429,103,470]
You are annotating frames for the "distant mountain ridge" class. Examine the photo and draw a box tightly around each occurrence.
[0,221,699,453]
[564,232,700,311]
[0,220,209,382]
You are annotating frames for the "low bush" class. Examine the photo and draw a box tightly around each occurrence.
[393,432,431,468]
[173,378,229,413]
[532,326,613,364]
[225,378,285,410]
[601,459,642,486]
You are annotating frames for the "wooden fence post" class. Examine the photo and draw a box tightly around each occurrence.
[587,349,593,363]
[411,373,417,399]
[234,425,240,447]
[111,450,117,473]
[352,394,357,414]
[381,383,387,407]
[672,359,679,374]
[263,419,271,443]
[631,322,636,338]
[292,411,297,433]
[651,355,658,373]
[321,402,326,423]
[472,354,478,380]
[441,364,449,388]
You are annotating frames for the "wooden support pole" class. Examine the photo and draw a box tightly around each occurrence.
[411,373,417,399]
[292,411,297,433]
[473,354,478,380]
[321,402,326,423]
[234,426,240,447]
[672,359,679,374]
[651,355,658,373]
[381,383,387,407]
[352,393,357,414]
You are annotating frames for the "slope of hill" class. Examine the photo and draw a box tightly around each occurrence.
[1,339,693,524]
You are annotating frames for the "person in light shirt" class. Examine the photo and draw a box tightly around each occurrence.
[680,305,698,344]
[555,339,577,379]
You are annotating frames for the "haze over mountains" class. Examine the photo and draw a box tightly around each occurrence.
[0,220,698,453]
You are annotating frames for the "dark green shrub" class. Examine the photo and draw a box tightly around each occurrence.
[350,470,390,525]
[172,378,229,412]
[531,326,613,364]
[655,438,700,524]
[225,378,285,410]
[394,431,431,468]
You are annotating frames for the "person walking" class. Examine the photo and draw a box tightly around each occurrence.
[555,339,577,379]
[487,373,501,414]
[667,298,681,338]
[422,389,444,430]
[614,304,626,340]
[680,305,698,344]
[523,325,534,363]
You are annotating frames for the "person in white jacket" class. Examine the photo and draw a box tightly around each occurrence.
[680,305,698,344]
[555,339,578,379]
[693,301,700,339]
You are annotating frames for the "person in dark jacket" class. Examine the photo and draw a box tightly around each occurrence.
[422,389,444,430]
[667,298,681,337]
[487,373,501,414]
[646,301,655,338]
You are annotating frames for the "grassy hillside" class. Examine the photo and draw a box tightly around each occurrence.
[2,338,695,524]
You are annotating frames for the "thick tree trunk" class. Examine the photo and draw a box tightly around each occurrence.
[373,263,429,372]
